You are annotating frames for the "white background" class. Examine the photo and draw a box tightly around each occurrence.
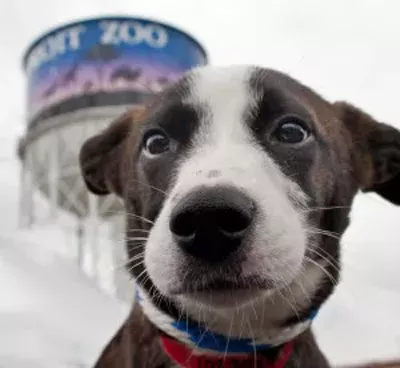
[1,0,400,367]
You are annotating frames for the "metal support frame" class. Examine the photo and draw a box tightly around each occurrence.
[87,193,99,281]
[48,133,60,218]
[19,151,34,227]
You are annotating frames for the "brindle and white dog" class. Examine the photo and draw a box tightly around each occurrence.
[80,66,400,368]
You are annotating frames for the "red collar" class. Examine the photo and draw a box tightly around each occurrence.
[160,336,294,368]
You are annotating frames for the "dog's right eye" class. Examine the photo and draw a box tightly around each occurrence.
[143,130,170,157]
[272,116,311,145]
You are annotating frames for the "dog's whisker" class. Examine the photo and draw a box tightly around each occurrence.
[126,228,151,234]
[234,300,245,339]
[309,242,362,271]
[127,244,146,252]
[307,228,342,241]
[308,248,361,302]
[307,243,339,263]
[125,237,149,243]
[281,261,313,306]
[109,254,144,272]
[307,248,341,274]
[302,205,351,213]
[128,177,168,196]
[148,282,163,310]
[127,260,146,273]
[250,299,259,322]
[183,321,211,366]
[106,251,145,272]
[140,276,165,311]
[100,209,127,217]
[125,213,155,225]
[304,257,338,286]
[308,228,342,240]
[223,312,234,364]
[295,264,313,305]
[126,253,145,264]
[244,318,257,368]
[274,273,300,321]
[135,268,150,285]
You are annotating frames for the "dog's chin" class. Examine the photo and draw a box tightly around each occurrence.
[149,259,304,311]
[166,276,281,310]
[177,288,267,310]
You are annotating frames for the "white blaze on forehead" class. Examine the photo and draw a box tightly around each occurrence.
[172,65,307,206]
[187,65,254,142]
[173,65,261,190]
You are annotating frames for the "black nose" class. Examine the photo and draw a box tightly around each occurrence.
[169,186,255,263]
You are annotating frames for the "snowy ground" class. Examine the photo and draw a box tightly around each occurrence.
[0,232,129,368]
[315,195,400,364]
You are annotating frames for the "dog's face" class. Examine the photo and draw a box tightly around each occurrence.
[80,66,400,335]
[134,66,341,311]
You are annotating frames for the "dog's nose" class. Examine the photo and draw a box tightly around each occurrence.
[169,186,255,263]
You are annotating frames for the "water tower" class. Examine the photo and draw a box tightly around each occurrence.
[17,16,208,300]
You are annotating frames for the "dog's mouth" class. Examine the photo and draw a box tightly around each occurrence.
[170,276,272,308]
[191,279,251,292]
[170,275,273,295]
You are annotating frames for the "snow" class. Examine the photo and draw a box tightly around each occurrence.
[314,194,400,365]
[0,226,129,368]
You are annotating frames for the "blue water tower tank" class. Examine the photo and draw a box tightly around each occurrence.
[18,16,208,221]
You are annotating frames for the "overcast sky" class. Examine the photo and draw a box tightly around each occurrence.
[1,0,400,366]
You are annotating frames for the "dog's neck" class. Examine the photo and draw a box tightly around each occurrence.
[93,299,330,368]
[136,287,328,367]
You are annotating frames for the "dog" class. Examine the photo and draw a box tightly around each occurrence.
[79,65,400,367]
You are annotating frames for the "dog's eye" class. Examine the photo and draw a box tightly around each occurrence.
[273,118,310,144]
[143,130,170,156]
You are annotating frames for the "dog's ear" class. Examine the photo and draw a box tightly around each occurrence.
[334,101,400,205]
[79,107,145,197]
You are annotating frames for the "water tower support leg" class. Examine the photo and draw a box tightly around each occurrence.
[76,219,84,270]
[48,135,60,219]
[88,194,100,283]
[19,153,34,227]
[18,163,27,227]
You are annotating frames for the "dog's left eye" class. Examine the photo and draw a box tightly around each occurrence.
[143,130,170,156]
[273,118,310,144]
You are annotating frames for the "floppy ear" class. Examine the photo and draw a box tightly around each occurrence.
[79,107,145,197]
[334,101,400,205]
